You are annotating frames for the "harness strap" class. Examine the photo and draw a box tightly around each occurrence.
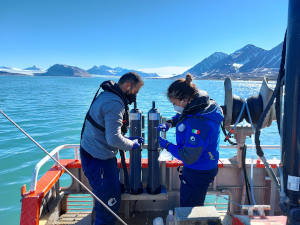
[80,85,102,139]
[86,113,105,132]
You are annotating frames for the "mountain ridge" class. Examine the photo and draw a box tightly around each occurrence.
[87,65,159,77]
[0,64,159,77]
[36,64,91,77]
[178,42,283,80]
[38,64,159,77]
[0,42,283,80]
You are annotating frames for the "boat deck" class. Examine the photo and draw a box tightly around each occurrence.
[52,210,228,225]
[44,193,228,225]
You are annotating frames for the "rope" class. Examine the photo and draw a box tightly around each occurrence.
[221,123,237,145]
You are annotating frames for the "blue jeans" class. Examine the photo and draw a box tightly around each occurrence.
[80,148,121,225]
[180,167,218,207]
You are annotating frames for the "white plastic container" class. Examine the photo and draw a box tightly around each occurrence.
[166,210,175,225]
[153,216,164,225]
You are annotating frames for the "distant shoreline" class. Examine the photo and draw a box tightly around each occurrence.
[0,73,277,81]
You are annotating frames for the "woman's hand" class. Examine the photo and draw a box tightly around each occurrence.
[157,123,170,132]
[159,137,170,149]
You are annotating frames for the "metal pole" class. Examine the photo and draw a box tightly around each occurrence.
[282,1,300,224]
[0,110,128,225]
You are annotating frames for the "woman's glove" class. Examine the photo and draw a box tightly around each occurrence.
[157,123,170,132]
[159,136,170,150]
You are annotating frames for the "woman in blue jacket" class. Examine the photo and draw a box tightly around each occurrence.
[159,74,224,207]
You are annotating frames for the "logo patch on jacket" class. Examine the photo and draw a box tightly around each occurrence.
[108,197,117,206]
[188,135,198,145]
[191,126,209,140]
[192,129,200,135]
[178,123,185,132]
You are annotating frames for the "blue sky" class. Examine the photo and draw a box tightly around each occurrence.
[1,0,288,76]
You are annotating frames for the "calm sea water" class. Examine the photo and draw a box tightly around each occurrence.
[0,76,280,225]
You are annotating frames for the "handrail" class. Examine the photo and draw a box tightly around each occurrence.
[30,144,80,192]
[220,145,280,149]
[30,144,280,192]
[145,144,280,150]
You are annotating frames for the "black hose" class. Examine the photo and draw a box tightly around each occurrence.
[275,32,287,134]
[275,79,284,134]
[255,31,287,157]
[120,150,130,193]
[241,145,251,204]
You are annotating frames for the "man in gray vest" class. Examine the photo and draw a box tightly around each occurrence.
[80,72,144,225]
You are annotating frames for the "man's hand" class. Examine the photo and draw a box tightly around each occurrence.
[132,142,141,151]
[128,136,144,144]
[159,136,170,150]
[157,123,170,132]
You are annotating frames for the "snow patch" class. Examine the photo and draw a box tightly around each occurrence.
[138,66,191,77]
[232,63,243,70]
[0,67,45,75]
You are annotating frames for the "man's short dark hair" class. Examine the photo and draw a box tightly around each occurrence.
[118,72,143,86]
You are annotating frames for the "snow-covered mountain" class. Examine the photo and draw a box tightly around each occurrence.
[239,43,283,72]
[184,52,228,75]
[24,65,43,71]
[179,43,283,80]
[88,65,114,75]
[37,64,91,77]
[1,42,283,80]
[0,64,159,78]
[0,66,44,76]
[88,65,159,77]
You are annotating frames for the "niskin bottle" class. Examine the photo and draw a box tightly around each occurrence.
[147,101,161,194]
[129,102,143,194]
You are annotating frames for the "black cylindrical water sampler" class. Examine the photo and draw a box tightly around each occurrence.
[129,102,143,194]
[146,101,161,194]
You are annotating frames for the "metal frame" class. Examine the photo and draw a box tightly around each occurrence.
[30,144,80,192]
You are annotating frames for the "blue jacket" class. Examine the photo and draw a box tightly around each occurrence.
[167,91,224,170]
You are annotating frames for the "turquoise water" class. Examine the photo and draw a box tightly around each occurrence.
[0,76,280,225]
